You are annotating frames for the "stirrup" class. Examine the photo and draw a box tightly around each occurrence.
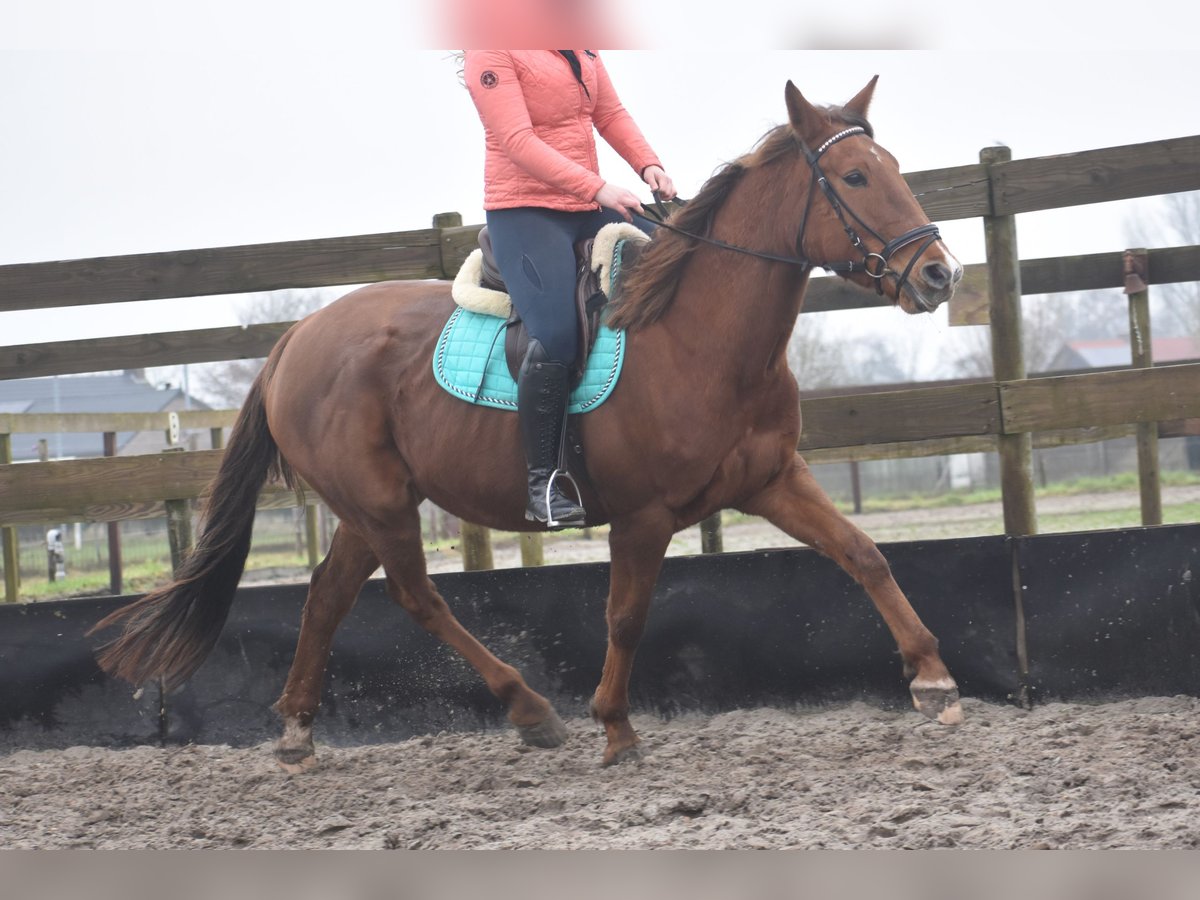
[544,468,585,529]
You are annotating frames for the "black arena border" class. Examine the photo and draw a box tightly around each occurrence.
[1,525,1196,751]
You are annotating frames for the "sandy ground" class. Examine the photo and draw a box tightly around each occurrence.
[2,696,1198,849]
[9,486,1195,849]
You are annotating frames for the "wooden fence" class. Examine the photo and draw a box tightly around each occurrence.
[2,135,1200,602]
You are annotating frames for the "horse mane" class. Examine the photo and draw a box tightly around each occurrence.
[607,105,873,332]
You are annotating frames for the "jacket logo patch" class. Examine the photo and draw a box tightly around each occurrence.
[480,70,499,89]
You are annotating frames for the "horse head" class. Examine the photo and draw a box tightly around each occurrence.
[784,77,962,314]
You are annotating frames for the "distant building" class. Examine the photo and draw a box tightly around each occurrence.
[0,369,209,462]
[1045,336,1200,372]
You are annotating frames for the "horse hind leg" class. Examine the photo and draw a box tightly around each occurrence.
[741,455,963,725]
[370,506,568,749]
[273,524,380,774]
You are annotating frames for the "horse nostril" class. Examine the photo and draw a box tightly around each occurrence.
[921,262,952,290]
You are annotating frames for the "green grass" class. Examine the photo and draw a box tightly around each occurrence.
[827,470,1200,515]
[718,472,1200,544]
[1038,501,1200,535]
[13,548,312,603]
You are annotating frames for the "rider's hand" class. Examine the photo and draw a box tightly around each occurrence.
[641,165,676,201]
[594,182,644,223]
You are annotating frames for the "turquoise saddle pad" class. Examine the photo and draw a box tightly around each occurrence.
[433,308,624,413]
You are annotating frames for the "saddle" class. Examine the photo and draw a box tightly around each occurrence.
[475,226,649,387]
[441,221,651,490]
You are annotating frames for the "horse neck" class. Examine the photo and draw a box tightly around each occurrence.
[661,165,813,383]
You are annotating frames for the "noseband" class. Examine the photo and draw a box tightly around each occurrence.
[640,126,942,302]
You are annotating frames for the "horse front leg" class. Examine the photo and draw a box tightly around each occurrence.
[741,454,963,725]
[590,511,674,765]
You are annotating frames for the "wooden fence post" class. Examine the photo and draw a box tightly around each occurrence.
[982,145,1036,710]
[1125,249,1162,526]
[1,432,19,603]
[460,522,494,571]
[982,145,1037,538]
[164,497,193,576]
[520,532,544,567]
[103,432,123,595]
[162,413,192,576]
[434,210,466,276]
[305,503,321,570]
[849,460,863,514]
[699,512,723,554]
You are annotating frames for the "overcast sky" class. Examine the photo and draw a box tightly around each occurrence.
[2,9,1199,383]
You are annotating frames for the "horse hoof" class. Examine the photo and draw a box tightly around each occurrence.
[910,679,964,726]
[516,709,569,749]
[274,746,318,775]
[602,742,644,767]
[275,754,317,775]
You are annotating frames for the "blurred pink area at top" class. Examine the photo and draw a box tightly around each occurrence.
[438,0,636,48]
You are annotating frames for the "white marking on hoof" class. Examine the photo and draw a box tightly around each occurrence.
[275,717,316,774]
[910,677,963,725]
[276,755,318,776]
[516,709,569,749]
[937,702,964,726]
[602,742,644,767]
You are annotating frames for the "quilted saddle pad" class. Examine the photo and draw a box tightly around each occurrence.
[432,307,624,414]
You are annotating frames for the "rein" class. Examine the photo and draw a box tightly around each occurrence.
[635,126,942,299]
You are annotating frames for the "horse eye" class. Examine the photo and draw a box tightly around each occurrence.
[843,171,868,187]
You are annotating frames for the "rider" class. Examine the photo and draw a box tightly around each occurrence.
[464,50,676,529]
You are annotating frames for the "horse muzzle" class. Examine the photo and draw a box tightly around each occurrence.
[899,247,963,314]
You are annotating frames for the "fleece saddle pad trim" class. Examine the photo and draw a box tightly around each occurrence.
[433,307,624,414]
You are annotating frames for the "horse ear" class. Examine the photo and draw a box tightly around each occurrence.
[785,80,823,142]
[843,75,879,120]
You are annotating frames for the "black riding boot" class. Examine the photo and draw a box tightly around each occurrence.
[517,339,586,529]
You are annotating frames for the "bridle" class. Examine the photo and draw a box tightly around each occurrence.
[636,126,943,302]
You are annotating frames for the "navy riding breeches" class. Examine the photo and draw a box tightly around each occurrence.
[484,206,630,365]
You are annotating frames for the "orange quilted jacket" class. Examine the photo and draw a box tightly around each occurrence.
[465,50,662,211]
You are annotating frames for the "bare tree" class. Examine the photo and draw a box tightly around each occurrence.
[787,314,852,389]
[951,325,993,379]
[790,310,950,389]
[950,289,1128,377]
[849,320,943,384]
[192,289,332,407]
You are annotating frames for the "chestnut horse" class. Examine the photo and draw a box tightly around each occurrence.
[93,77,964,772]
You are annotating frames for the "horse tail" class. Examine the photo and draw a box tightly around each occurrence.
[90,350,296,691]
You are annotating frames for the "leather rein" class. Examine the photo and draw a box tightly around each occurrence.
[635,126,942,300]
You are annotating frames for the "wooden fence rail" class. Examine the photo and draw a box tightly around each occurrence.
[0,324,292,382]
[1,133,1199,597]
[0,409,237,435]
[3,363,1199,527]
[4,243,1198,383]
[2,136,1196,315]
